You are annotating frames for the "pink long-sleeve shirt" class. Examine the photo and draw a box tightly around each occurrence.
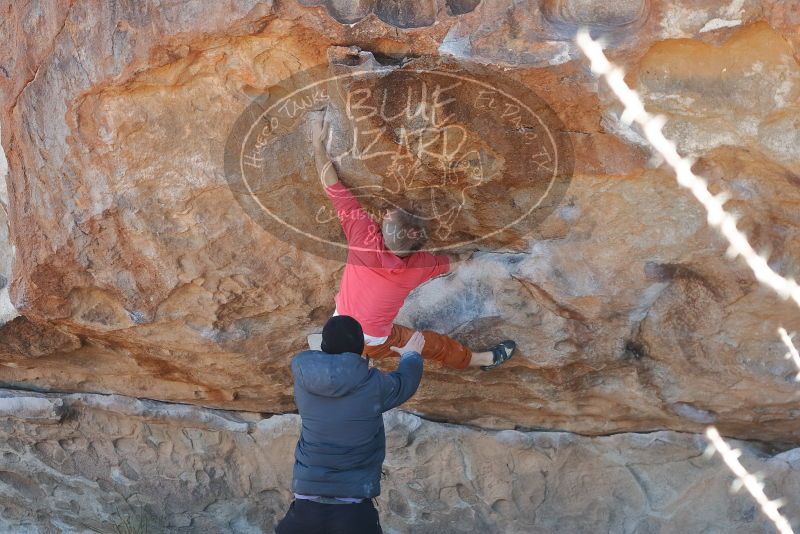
[325,182,450,337]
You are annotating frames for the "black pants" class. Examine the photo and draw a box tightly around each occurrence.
[275,499,382,534]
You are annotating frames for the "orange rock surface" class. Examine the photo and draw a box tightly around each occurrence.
[1,0,799,443]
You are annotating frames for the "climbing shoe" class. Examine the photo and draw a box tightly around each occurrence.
[480,340,516,371]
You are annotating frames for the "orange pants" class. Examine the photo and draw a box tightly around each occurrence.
[362,324,472,370]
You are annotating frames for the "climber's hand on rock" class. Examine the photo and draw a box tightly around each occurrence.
[448,250,473,264]
[390,331,425,356]
[311,108,339,186]
[310,110,329,150]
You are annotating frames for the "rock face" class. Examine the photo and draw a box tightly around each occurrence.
[297,0,482,27]
[0,124,14,325]
[0,388,797,533]
[1,0,799,448]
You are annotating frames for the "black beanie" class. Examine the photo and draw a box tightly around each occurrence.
[320,315,364,355]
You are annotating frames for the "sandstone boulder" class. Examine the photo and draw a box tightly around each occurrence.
[0,0,798,445]
[0,388,797,533]
[0,125,14,325]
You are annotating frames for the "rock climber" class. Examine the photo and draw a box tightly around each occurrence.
[309,109,516,371]
[276,314,425,534]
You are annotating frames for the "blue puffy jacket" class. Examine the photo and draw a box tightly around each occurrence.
[290,349,423,499]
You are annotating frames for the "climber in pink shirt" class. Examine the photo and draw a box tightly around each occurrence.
[310,111,515,371]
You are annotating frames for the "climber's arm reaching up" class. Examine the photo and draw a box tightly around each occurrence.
[310,110,379,248]
[311,111,338,187]
[378,331,425,411]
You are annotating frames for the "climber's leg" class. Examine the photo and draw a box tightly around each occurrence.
[275,500,324,534]
[479,340,517,371]
[363,324,489,370]
[276,499,381,534]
